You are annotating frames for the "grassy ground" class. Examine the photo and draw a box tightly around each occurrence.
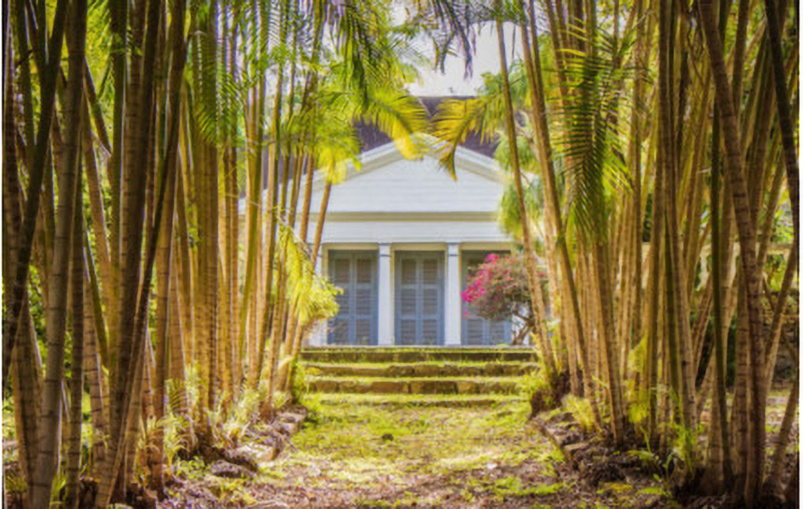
[3,384,794,507]
[165,395,676,508]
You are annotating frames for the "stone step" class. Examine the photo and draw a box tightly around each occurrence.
[306,376,521,395]
[302,361,536,378]
[305,393,527,408]
[300,346,537,364]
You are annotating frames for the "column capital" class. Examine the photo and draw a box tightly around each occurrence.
[379,243,392,256]
[447,243,460,256]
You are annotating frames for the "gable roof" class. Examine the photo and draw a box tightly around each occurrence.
[354,96,499,158]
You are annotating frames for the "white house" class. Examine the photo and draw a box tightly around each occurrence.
[306,98,515,347]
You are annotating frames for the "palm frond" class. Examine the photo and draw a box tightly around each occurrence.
[358,89,428,159]
[431,97,492,178]
[552,28,635,240]
[277,223,340,327]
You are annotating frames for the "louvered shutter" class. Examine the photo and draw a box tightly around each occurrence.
[397,258,418,345]
[353,255,374,345]
[420,258,441,345]
[328,251,378,345]
[395,252,444,345]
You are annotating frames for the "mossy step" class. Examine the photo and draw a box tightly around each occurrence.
[300,347,536,363]
[305,393,527,408]
[306,376,521,395]
[302,361,536,378]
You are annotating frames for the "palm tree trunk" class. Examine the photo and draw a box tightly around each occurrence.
[66,189,85,509]
[96,0,164,502]
[763,244,797,387]
[494,11,555,376]
[699,0,768,501]
[3,0,70,388]
[83,277,108,476]
[82,101,115,318]
[593,240,626,444]
[784,457,799,504]
[4,114,43,496]
[240,0,269,387]
[107,0,129,304]
[169,269,190,418]
[766,371,799,496]
[30,0,87,503]
[644,133,665,439]
[11,298,42,504]
[659,0,696,429]
[110,0,153,442]
[763,0,799,240]
[705,109,731,487]
[175,156,195,362]
[311,180,332,266]
[255,1,288,388]
[151,0,186,489]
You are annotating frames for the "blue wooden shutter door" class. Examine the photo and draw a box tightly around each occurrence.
[328,251,377,345]
[395,252,444,345]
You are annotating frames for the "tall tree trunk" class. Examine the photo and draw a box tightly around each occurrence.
[96,0,165,502]
[3,0,70,388]
[705,105,732,488]
[255,0,288,389]
[65,189,85,509]
[151,0,186,489]
[699,0,767,502]
[30,0,87,503]
[494,10,555,377]
[763,0,799,240]
[520,0,599,405]
[659,0,696,429]
[766,371,799,496]
[763,244,798,387]
[83,272,108,476]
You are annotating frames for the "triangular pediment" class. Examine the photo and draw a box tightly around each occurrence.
[310,143,507,216]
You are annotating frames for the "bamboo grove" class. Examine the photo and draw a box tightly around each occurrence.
[430,0,798,505]
[1,0,799,507]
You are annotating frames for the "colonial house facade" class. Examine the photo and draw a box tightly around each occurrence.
[306,98,515,347]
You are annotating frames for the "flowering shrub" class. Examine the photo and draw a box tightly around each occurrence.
[462,253,540,325]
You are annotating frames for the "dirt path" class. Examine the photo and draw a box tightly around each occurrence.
[164,397,674,508]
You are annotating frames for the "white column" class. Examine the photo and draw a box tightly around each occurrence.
[377,243,394,345]
[444,243,462,345]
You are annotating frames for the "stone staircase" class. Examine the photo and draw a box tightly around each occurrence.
[299,346,536,407]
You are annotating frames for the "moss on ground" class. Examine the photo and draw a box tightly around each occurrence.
[303,392,526,407]
[305,375,523,384]
[302,360,537,368]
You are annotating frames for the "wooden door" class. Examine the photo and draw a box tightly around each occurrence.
[328,251,378,345]
[395,252,444,345]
